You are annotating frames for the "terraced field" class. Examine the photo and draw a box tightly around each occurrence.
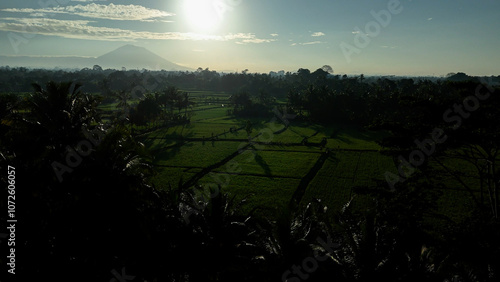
[131,92,396,218]
[225,150,320,177]
[300,151,397,216]
[102,90,487,223]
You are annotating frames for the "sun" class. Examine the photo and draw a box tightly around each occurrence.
[183,0,221,33]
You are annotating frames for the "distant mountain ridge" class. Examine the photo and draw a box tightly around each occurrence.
[0,45,192,71]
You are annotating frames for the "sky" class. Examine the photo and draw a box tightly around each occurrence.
[0,0,499,76]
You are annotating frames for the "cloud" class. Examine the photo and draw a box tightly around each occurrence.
[238,38,276,44]
[427,18,433,21]
[290,41,323,46]
[270,33,279,37]
[0,17,272,43]
[301,41,323,45]
[311,32,325,37]
[29,13,47,17]
[1,3,174,22]
[351,30,360,34]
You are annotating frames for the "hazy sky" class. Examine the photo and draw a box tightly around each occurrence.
[0,0,498,75]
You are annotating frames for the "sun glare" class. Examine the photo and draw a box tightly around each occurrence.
[184,0,221,33]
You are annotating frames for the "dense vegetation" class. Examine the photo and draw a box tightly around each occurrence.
[1,67,499,281]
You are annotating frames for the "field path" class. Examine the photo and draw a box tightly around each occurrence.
[289,150,331,207]
[181,142,252,189]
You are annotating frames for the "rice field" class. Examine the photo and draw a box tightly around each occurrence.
[136,101,395,219]
[300,151,397,216]
[128,90,482,223]
[224,150,320,178]
[151,141,242,168]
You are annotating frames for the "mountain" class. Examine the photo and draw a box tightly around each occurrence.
[0,45,192,71]
[97,44,191,71]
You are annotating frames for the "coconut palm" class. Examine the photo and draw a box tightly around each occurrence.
[248,199,343,282]
[181,91,195,120]
[9,81,101,162]
[330,178,443,282]
[112,90,132,125]
[164,86,181,117]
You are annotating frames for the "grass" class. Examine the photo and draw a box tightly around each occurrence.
[191,107,231,121]
[152,141,241,168]
[143,125,189,139]
[199,173,301,217]
[323,127,388,150]
[142,138,178,151]
[135,100,397,219]
[129,91,486,224]
[428,156,484,224]
[266,127,304,143]
[149,167,201,189]
[183,123,246,139]
[191,104,222,110]
[254,144,325,153]
[224,150,321,178]
[300,151,397,216]
[142,123,244,140]
[248,121,390,150]
[97,102,118,111]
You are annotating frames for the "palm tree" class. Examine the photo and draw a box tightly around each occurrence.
[181,92,195,120]
[19,81,100,154]
[178,186,266,281]
[251,199,342,282]
[3,82,154,281]
[113,90,131,125]
[331,179,443,281]
[164,86,182,118]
